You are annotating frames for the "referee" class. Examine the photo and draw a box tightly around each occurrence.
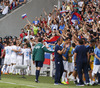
[32,37,54,83]
[0,43,4,80]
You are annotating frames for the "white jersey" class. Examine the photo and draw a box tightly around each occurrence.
[11,45,17,56]
[47,16,51,25]
[16,46,22,56]
[4,46,12,65]
[22,48,31,60]
[4,46,12,57]
[16,46,23,65]
[2,6,8,15]
[9,0,13,4]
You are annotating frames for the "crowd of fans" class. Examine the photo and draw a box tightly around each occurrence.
[0,0,100,86]
[0,0,26,18]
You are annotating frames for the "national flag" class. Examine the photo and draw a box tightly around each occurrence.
[87,18,93,23]
[22,14,27,19]
[78,35,82,39]
[60,10,69,14]
[44,36,60,44]
[70,12,82,24]
[44,53,51,65]
[98,15,100,18]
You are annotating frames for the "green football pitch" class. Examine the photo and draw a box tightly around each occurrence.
[0,74,100,88]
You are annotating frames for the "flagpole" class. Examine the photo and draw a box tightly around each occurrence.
[25,17,33,27]
[26,17,29,23]
[58,0,60,10]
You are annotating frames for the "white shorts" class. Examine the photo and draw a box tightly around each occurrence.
[29,59,31,66]
[16,56,22,65]
[11,55,16,64]
[24,59,30,66]
[63,61,68,71]
[4,55,11,65]
[92,65,100,76]
[68,63,74,72]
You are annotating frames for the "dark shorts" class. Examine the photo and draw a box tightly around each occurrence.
[0,58,1,65]
[88,64,91,71]
[35,61,43,67]
[74,65,77,71]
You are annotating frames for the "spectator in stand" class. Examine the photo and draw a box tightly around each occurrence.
[18,0,26,5]
[24,31,35,41]
[59,21,65,34]
[9,0,18,10]
[61,1,66,11]
[0,1,8,15]
[20,28,27,40]
[9,0,13,9]
[27,20,39,36]
[24,24,32,32]
[33,17,39,26]
[0,0,4,13]
[0,37,2,44]
[51,20,58,31]
[41,17,47,26]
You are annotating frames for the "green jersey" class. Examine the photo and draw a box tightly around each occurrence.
[32,42,54,62]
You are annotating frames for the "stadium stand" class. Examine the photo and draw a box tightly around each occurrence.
[0,0,100,86]
[0,0,28,18]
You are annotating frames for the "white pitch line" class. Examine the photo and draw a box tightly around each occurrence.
[4,82,16,84]
[0,81,36,88]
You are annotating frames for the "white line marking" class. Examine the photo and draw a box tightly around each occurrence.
[0,81,36,88]
[0,0,32,21]
[5,82,16,84]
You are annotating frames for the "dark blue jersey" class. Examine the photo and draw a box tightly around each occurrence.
[0,43,4,56]
[54,44,63,62]
[74,45,88,63]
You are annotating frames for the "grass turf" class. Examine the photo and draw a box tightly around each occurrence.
[0,74,100,88]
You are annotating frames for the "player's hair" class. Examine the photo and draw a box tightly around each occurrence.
[79,39,83,45]
[14,42,16,45]
[57,38,61,43]
[98,42,100,46]
[72,43,76,47]
[24,39,27,42]
[24,43,28,46]
[21,28,24,30]
[57,37,63,43]
[90,39,96,43]
[7,42,10,45]
[38,37,43,42]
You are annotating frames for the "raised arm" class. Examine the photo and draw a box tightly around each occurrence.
[42,45,54,53]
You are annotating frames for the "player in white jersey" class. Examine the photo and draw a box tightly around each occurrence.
[16,43,22,74]
[22,44,31,75]
[2,42,12,74]
[10,42,18,74]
